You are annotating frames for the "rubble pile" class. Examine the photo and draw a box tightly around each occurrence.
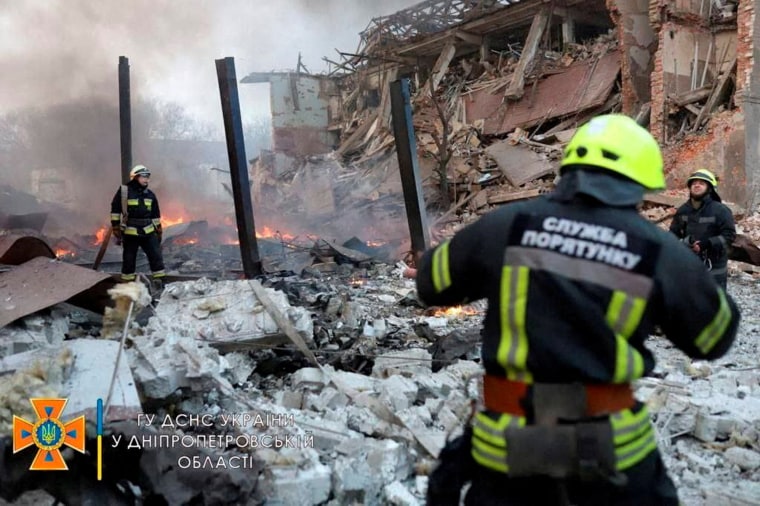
[1,258,759,505]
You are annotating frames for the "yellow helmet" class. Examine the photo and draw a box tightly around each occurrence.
[129,164,151,179]
[687,169,718,188]
[561,114,665,190]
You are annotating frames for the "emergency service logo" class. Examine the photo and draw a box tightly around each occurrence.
[12,398,86,470]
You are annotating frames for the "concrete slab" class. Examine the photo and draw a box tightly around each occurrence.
[485,140,555,186]
[0,338,141,423]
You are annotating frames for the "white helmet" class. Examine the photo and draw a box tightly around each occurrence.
[129,164,151,179]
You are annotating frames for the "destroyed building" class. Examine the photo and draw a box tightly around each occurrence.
[2,0,760,505]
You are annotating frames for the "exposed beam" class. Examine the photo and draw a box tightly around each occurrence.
[423,40,458,95]
[505,6,551,100]
[455,30,483,45]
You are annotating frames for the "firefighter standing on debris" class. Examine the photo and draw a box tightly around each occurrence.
[408,115,741,505]
[669,169,736,290]
[111,164,166,288]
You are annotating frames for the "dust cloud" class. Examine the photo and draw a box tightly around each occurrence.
[0,0,420,236]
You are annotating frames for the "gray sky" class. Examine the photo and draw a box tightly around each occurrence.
[0,0,418,132]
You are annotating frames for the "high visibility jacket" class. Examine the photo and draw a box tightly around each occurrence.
[416,171,740,475]
[110,180,162,236]
[669,193,736,273]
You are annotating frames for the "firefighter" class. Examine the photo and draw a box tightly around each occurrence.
[412,114,741,505]
[669,169,736,289]
[110,164,166,288]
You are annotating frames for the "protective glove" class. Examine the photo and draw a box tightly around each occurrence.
[112,225,122,241]
[155,224,163,244]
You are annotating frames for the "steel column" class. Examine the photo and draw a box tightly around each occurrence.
[118,56,132,185]
[390,78,431,258]
[215,57,262,277]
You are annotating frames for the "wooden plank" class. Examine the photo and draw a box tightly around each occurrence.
[423,39,457,96]
[668,85,712,107]
[488,188,542,205]
[692,58,737,132]
[504,7,550,100]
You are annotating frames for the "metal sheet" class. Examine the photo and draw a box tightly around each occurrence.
[0,256,113,328]
[0,234,56,265]
[464,52,620,135]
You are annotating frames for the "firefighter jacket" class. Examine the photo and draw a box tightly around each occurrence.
[110,179,162,236]
[416,169,741,475]
[668,193,736,273]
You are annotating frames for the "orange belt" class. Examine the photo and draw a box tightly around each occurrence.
[483,375,635,418]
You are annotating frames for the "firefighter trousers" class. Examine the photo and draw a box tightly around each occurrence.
[427,431,680,506]
[121,233,165,281]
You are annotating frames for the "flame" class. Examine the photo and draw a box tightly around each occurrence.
[162,215,185,228]
[256,226,295,241]
[172,237,199,246]
[93,226,109,245]
[367,240,387,247]
[55,247,75,258]
[432,305,481,318]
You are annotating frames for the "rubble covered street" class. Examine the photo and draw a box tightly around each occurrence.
[2,0,760,505]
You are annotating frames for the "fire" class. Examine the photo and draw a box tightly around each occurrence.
[172,237,199,246]
[432,305,481,318]
[162,215,185,228]
[55,247,75,258]
[366,240,387,247]
[256,226,295,241]
[93,226,109,245]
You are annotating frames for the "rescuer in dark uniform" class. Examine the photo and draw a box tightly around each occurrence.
[669,169,736,289]
[412,115,741,505]
[111,164,165,288]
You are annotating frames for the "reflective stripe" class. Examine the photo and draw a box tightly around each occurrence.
[152,271,166,278]
[127,199,139,206]
[471,412,523,473]
[431,241,452,293]
[124,225,155,235]
[606,291,646,382]
[504,247,653,298]
[121,273,136,281]
[110,213,121,221]
[611,407,656,470]
[144,198,152,210]
[695,288,731,354]
[152,218,162,226]
[496,265,531,381]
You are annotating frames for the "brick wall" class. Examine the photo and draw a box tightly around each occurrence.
[736,0,755,106]
[650,22,668,141]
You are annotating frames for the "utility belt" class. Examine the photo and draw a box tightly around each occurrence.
[482,375,633,483]
[126,218,153,227]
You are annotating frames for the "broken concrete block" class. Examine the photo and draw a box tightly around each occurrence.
[693,411,736,442]
[723,447,760,471]
[273,390,304,410]
[304,387,350,412]
[223,352,256,385]
[127,333,228,399]
[372,349,432,378]
[330,369,379,393]
[259,463,332,505]
[291,367,328,390]
[380,375,419,412]
[384,480,421,506]
[332,439,413,506]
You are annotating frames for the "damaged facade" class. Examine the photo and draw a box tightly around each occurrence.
[248,0,757,212]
